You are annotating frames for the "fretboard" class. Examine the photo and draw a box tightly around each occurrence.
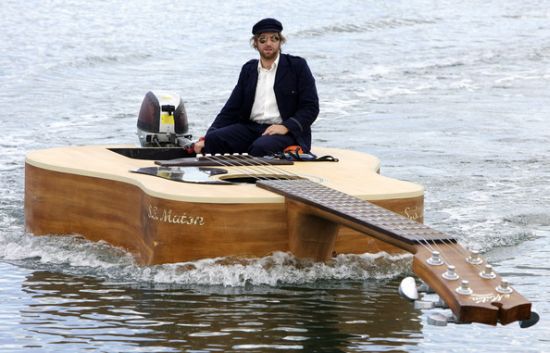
[256,179,455,246]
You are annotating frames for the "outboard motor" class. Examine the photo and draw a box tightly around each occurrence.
[137,91,192,147]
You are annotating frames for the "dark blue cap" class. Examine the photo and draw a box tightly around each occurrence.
[252,18,283,35]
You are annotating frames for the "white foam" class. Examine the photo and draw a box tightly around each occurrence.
[0,232,411,286]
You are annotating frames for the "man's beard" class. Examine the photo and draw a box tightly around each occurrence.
[260,48,279,61]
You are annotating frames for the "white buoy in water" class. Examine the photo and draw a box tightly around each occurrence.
[398,277,419,301]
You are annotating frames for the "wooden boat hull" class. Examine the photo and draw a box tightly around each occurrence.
[25,146,537,327]
[25,146,424,265]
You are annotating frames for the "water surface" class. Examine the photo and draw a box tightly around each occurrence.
[1,1,549,352]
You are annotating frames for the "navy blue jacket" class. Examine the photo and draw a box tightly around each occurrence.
[208,53,319,150]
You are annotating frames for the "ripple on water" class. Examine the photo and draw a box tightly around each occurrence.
[1,1,550,352]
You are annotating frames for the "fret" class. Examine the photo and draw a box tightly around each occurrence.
[257,178,534,326]
[256,179,455,245]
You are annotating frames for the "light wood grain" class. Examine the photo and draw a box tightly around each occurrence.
[25,145,533,324]
[25,145,424,264]
[413,244,531,325]
[26,146,423,203]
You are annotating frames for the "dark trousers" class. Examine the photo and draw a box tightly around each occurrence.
[203,122,297,156]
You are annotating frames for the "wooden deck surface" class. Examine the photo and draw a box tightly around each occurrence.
[25,145,424,204]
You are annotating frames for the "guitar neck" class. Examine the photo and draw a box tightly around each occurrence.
[256,179,532,325]
[256,179,455,252]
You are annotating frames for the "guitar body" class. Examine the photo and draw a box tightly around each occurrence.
[25,145,423,265]
[24,145,534,325]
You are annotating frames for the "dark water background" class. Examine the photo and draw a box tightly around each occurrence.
[1,1,549,352]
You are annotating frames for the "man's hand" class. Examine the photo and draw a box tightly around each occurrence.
[262,124,289,136]
[194,140,205,154]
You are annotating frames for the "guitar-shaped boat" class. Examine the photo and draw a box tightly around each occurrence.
[25,145,536,326]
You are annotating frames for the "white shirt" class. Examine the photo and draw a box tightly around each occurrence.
[250,54,283,124]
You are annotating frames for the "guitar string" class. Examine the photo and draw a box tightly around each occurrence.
[208,154,502,292]
[206,153,307,183]
[195,153,486,281]
[201,154,274,181]
[204,153,294,181]
[227,154,442,262]
[241,154,492,280]
[204,154,451,268]
[427,235,495,290]
[245,154,495,286]
[229,154,299,180]
[443,236,490,277]
[231,154,298,179]
[203,151,449,264]
[188,155,451,275]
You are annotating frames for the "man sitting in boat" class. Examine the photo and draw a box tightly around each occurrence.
[194,18,319,156]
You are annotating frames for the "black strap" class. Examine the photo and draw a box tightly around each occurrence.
[314,155,339,162]
[271,151,339,162]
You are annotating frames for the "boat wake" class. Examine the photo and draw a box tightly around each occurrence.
[0,232,412,287]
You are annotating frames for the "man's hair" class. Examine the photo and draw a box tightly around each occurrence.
[250,33,287,50]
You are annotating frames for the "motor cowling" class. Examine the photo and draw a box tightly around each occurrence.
[137,91,192,147]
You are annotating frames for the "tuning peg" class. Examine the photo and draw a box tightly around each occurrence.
[398,277,419,301]
[466,250,483,265]
[456,280,473,295]
[442,265,459,280]
[427,251,444,266]
[479,264,496,279]
[496,279,514,294]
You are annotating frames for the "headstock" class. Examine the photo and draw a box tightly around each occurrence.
[412,243,532,325]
